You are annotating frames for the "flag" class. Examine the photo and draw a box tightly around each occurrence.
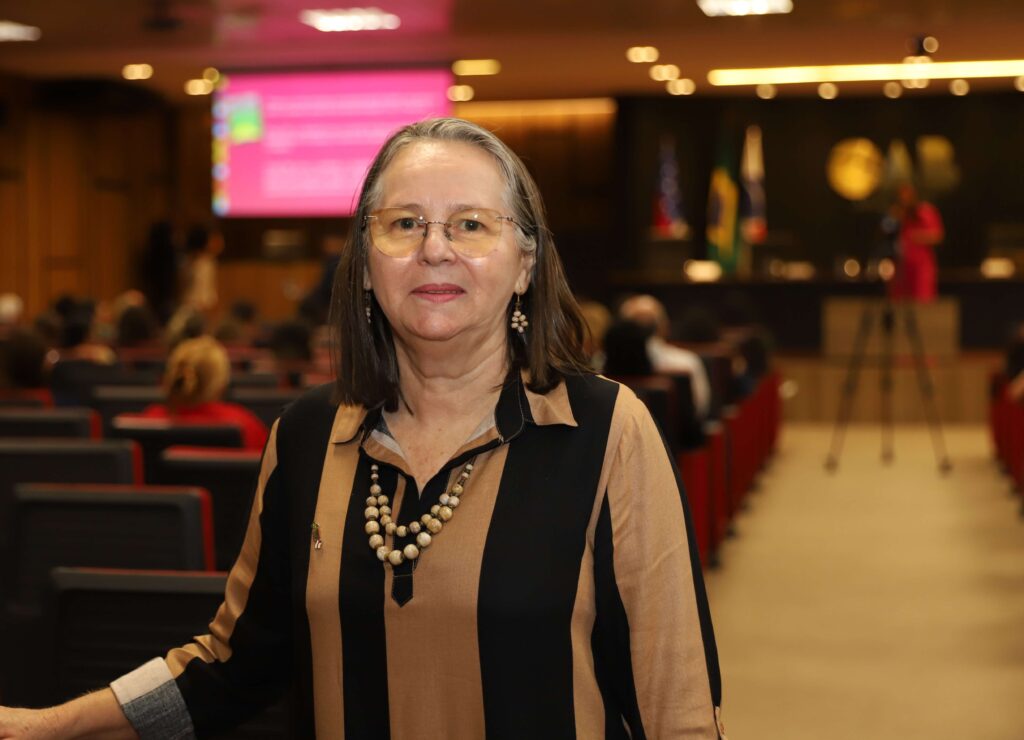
[739,125,767,246]
[650,135,690,240]
[706,134,740,274]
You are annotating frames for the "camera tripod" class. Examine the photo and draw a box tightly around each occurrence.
[824,298,952,474]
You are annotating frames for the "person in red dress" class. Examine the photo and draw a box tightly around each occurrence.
[139,335,269,451]
[888,183,944,303]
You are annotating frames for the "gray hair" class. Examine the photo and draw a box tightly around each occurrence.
[358,118,541,255]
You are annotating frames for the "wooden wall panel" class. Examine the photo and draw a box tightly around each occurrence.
[0,75,172,319]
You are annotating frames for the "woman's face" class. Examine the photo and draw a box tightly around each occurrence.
[365,140,534,350]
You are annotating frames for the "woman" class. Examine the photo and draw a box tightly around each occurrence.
[0,119,724,738]
[136,335,268,451]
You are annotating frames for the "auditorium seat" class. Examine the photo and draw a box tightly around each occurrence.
[50,360,160,407]
[90,385,163,434]
[157,446,261,570]
[2,485,212,707]
[229,372,281,389]
[227,386,303,426]
[0,439,142,556]
[46,567,288,736]
[109,417,243,484]
[0,389,53,407]
[0,407,100,439]
[8,484,214,611]
[610,375,679,452]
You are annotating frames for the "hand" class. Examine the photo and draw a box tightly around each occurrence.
[0,706,66,740]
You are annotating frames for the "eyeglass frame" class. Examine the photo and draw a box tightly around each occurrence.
[361,207,522,258]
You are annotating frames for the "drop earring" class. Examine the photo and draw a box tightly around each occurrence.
[365,291,372,324]
[510,294,528,334]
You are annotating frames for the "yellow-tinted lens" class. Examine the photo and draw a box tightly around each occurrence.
[447,209,504,257]
[369,209,422,257]
[367,207,509,258]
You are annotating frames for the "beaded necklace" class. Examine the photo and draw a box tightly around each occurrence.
[364,461,474,567]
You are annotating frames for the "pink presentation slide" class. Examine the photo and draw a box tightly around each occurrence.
[212,69,453,217]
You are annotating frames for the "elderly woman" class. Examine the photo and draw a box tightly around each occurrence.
[0,119,724,739]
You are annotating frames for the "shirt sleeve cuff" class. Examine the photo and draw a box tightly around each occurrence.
[110,658,196,740]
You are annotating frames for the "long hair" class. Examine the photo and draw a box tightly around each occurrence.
[331,118,590,411]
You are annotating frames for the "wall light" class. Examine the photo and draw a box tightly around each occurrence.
[447,84,474,102]
[1015,76,1024,92]
[950,78,969,96]
[818,82,838,99]
[185,79,215,96]
[0,20,41,42]
[626,46,659,63]
[122,64,154,81]
[650,64,680,81]
[756,83,776,99]
[452,59,501,76]
[709,59,1024,86]
[980,257,1016,279]
[883,81,902,98]
[684,260,724,282]
[667,78,696,95]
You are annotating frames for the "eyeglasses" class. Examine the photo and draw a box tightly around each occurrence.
[363,207,518,258]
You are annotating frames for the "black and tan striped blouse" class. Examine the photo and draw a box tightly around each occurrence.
[111,372,726,739]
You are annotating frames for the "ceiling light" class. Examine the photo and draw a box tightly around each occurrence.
[667,78,696,95]
[299,8,400,32]
[447,84,474,102]
[0,20,41,41]
[626,46,659,63]
[709,58,1024,86]
[950,78,969,96]
[451,59,501,76]
[185,79,215,96]
[922,36,939,54]
[883,81,902,98]
[650,64,680,81]
[697,0,793,16]
[818,82,838,99]
[122,64,154,81]
[756,83,776,99]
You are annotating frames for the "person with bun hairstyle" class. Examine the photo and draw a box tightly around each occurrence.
[138,335,268,451]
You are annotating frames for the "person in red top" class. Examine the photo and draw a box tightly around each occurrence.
[888,183,944,303]
[139,335,269,451]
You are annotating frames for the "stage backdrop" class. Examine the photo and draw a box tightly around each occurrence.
[614,92,1024,273]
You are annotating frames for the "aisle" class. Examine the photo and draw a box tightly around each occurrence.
[703,424,1024,740]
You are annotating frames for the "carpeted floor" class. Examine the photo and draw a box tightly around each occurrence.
[703,423,1024,740]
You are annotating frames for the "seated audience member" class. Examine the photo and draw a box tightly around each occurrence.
[602,319,655,377]
[1006,323,1024,402]
[58,301,116,365]
[677,305,722,344]
[214,301,261,346]
[578,299,613,371]
[0,293,24,340]
[117,304,160,349]
[619,294,711,418]
[0,328,49,391]
[165,307,207,350]
[138,336,268,451]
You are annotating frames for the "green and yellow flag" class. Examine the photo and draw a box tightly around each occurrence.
[706,139,741,275]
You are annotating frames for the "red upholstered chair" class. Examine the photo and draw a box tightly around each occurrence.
[109,416,243,484]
